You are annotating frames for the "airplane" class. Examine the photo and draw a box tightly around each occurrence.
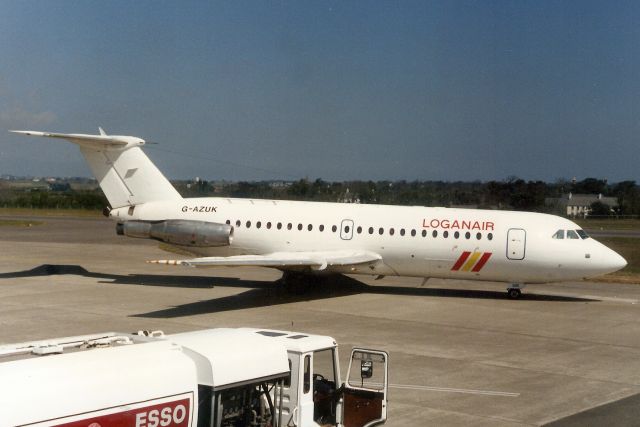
[10,128,627,299]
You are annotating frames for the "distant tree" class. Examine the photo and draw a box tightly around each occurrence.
[49,183,71,192]
[613,180,640,215]
[571,178,608,195]
[287,179,310,199]
[589,201,611,217]
[509,180,547,211]
[484,180,509,208]
[231,181,261,198]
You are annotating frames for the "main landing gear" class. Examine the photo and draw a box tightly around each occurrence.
[507,284,525,299]
[281,271,328,293]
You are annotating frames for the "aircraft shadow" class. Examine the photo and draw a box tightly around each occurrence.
[0,264,248,289]
[0,264,594,318]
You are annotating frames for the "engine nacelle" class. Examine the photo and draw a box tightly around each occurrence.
[116,220,232,247]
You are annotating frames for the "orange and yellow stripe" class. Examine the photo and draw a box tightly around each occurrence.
[451,251,492,272]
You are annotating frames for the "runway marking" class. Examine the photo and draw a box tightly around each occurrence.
[389,383,520,397]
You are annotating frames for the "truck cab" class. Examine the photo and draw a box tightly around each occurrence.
[247,329,389,427]
[0,328,388,427]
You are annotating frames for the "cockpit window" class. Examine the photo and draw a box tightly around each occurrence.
[566,230,580,239]
[576,229,590,239]
[553,229,589,240]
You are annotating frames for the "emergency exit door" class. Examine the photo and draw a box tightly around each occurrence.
[507,228,526,260]
[340,219,354,240]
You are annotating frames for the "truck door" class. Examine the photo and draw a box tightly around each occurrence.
[297,349,340,427]
[342,348,389,427]
[507,228,526,260]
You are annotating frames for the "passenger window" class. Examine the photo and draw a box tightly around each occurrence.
[389,228,395,236]
[319,225,325,232]
[298,223,303,231]
[369,227,374,234]
[378,227,384,235]
[443,231,449,238]
[308,224,313,231]
[411,229,416,237]
[357,226,362,234]
[284,359,292,387]
[225,220,230,225]
[303,355,311,394]
[400,229,405,236]
[277,222,282,230]
[476,232,481,240]
[344,225,350,233]
[332,225,337,232]
[287,223,292,230]
[454,231,459,239]
[266,222,272,229]
[236,220,241,227]
[422,230,427,237]
[552,230,565,239]
[432,230,437,237]
[487,233,493,240]
[566,230,580,239]
[465,232,471,239]
[256,221,262,229]
[246,221,251,228]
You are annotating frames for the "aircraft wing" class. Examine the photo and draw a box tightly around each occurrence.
[148,250,382,271]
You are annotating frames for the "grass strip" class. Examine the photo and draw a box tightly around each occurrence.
[0,208,102,218]
[0,219,44,227]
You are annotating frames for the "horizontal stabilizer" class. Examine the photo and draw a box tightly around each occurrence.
[10,130,143,150]
[148,250,382,271]
[10,129,181,208]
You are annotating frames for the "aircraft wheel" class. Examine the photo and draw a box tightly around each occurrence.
[507,288,522,299]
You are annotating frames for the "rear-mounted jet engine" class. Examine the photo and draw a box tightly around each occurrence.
[116,220,233,247]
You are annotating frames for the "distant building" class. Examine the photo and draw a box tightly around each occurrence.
[546,193,618,218]
[268,181,292,189]
[338,188,360,204]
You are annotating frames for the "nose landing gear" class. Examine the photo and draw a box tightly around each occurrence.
[507,284,525,299]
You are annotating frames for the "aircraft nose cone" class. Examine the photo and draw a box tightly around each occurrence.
[597,247,627,275]
[610,251,627,271]
[583,241,627,278]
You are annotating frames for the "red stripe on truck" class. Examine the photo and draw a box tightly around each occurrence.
[53,397,191,427]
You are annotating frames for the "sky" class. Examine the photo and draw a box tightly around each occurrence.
[0,0,638,182]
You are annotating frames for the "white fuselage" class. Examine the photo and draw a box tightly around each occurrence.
[13,129,627,288]
[111,197,627,284]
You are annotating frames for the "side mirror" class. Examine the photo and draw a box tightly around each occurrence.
[361,360,373,379]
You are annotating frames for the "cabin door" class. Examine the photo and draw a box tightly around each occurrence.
[507,228,526,260]
[340,219,354,240]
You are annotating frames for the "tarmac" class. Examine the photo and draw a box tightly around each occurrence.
[1,215,639,426]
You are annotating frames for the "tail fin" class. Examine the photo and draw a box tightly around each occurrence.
[10,129,182,208]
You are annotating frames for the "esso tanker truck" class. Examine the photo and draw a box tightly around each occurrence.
[0,328,388,427]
